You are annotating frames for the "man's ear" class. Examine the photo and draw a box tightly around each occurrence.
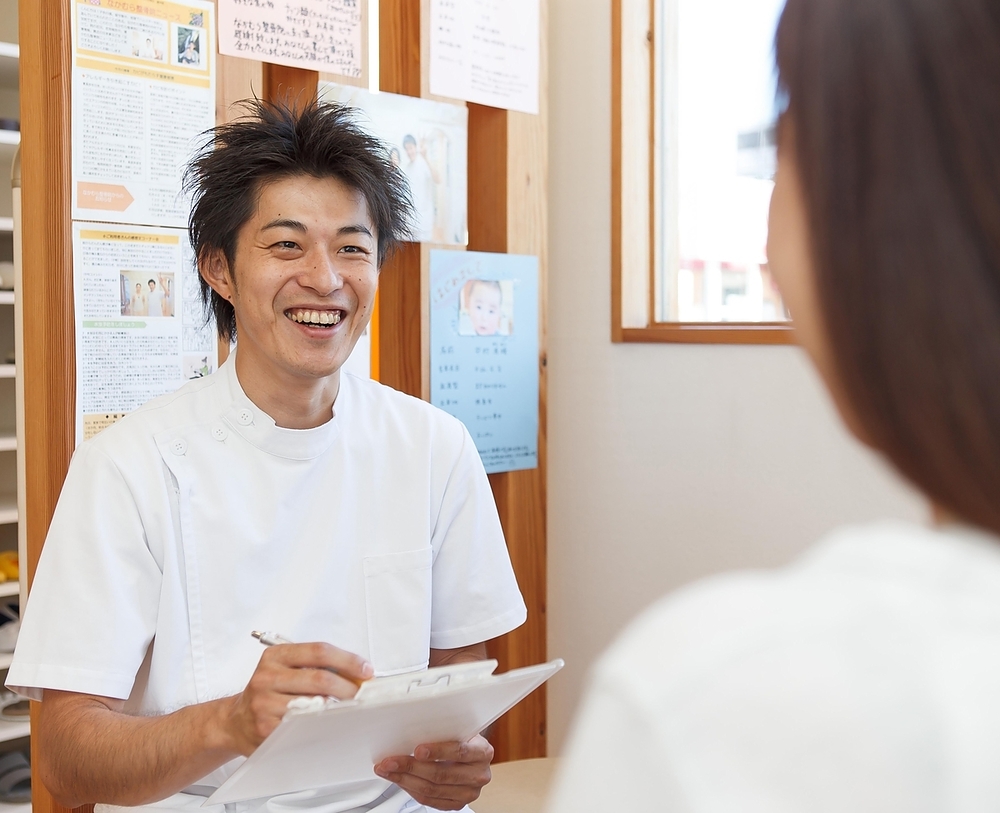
[200,249,234,302]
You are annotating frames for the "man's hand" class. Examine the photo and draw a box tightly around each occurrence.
[224,642,374,755]
[373,734,494,811]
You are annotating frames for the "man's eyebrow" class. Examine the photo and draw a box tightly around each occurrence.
[338,224,374,239]
[261,218,307,232]
[259,221,373,239]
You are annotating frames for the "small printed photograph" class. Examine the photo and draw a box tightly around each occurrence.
[183,353,214,380]
[458,279,514,337]
[175,25,203,67]
[120,271,176,318]
[129,30,167,62]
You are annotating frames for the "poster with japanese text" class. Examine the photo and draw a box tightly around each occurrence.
[71,0,216,228]
[430,250,539,474]
[218,0,366,79]
[319,82,469,245]
[429,0,540,115]
[73,223,218,444]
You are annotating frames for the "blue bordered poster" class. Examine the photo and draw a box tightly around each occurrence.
[429,250,539,474]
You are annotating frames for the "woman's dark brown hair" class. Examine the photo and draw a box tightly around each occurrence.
[775,0,1000,535]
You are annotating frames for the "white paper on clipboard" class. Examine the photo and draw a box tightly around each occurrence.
[205,659,564,806]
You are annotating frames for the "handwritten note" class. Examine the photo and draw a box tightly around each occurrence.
[430,250,539,474]
[218,0,365,78]
[429,0,539,115]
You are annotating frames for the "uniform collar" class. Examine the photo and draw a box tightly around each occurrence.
[220,349,343,460]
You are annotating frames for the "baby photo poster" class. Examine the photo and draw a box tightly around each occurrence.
[429,250,539,474]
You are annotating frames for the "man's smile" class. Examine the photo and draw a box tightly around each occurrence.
[284,308,344,328]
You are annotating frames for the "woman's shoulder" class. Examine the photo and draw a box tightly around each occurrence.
[596,520,1000,708]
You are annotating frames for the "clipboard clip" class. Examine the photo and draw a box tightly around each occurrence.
[354,659,499,704]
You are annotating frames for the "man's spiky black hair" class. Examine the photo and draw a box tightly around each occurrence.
[184,97,414,342]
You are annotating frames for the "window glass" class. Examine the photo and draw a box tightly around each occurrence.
[655,0,789,323]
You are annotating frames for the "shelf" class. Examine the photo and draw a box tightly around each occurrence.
[0,218,12,233]
[0,42,16,93]
[0,292,12,306]
[0,436,14,453]
[0,366,13,379]
[0,131,18,148]
[0,718,27,745]
[0,583,16,599]
[0,496,15,526]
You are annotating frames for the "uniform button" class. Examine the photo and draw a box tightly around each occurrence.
[170,438,187,455]
[211,424,228,442]
[237,409,253,426]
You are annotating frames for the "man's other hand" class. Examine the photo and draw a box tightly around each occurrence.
[373,734,494,810]
[225,642,374,755]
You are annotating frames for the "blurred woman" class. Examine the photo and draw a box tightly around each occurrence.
[548,0,1000,810]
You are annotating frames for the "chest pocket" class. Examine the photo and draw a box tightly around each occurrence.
[363,548,433,676]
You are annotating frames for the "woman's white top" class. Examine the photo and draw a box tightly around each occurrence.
[8,352,526,813]
[548,520,1000,813]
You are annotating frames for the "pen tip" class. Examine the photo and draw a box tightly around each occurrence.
[251,630,263,640]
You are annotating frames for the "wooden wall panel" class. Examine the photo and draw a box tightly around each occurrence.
[376,0,425,398]
[375,241,423,397]
[263,63,319,108]
[216,54,263,122]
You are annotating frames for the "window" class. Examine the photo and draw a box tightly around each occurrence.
[612,0,793,344]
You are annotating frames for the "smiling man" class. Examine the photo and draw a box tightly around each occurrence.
[7,100,526,813]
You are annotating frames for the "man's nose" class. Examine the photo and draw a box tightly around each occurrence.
[301,251,344,295]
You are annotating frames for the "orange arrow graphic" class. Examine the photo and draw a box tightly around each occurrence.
[77,182,135,212]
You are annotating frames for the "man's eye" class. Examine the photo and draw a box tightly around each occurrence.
[274,241,299,250]
[341,245,365,254]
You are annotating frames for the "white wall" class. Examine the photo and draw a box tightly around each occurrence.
[545,0,927,752]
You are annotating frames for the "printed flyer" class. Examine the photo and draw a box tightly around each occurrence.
[71,0,216,228]
[73,223,218,443]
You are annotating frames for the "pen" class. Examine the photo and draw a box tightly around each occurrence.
[251,630,294,647]
[251,630,366,687]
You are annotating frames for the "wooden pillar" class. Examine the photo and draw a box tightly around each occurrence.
[470,93,550,760]
[20,3,80,813]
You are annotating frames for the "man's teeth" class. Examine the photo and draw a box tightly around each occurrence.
[288,310,342,325]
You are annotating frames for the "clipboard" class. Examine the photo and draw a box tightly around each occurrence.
[205,658,564,805]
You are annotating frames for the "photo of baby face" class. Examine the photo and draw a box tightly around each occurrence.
[458,279,514,336]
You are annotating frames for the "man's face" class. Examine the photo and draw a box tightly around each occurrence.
[148,281,156,291]
[469,283,502,336]
[207,174,379,387]
[404,141,417,161]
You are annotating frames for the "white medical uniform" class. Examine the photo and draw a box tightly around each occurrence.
[147,287,165,317]
[548,521,1000,813]
[8,351,526,813]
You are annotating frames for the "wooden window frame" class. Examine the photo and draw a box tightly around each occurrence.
[611,0,794,345]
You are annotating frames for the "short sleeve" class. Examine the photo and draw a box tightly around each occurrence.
[7,443,162,700]
[547,573,944,813]
[428,424,526,649]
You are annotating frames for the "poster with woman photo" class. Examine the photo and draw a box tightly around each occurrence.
[319,82,468,245]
